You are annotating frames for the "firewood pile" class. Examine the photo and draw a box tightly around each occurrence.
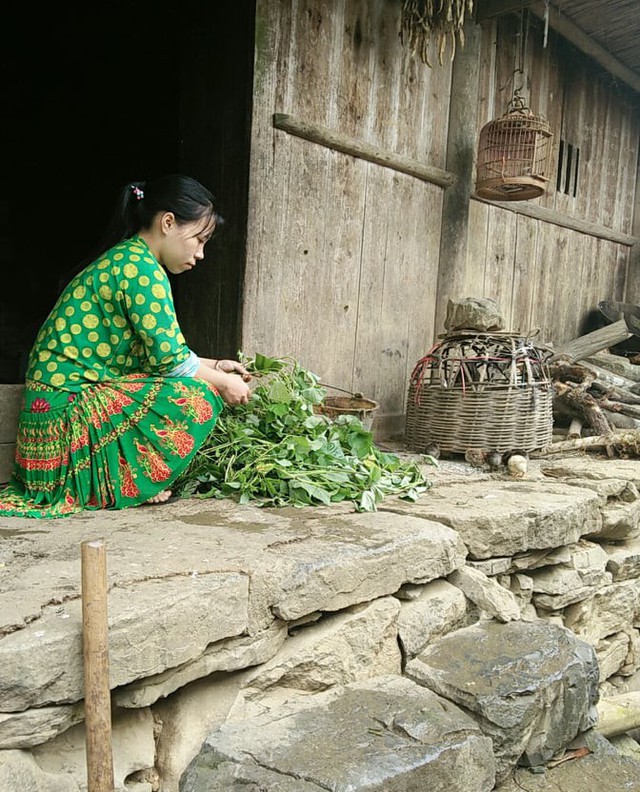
[538,306,640,458]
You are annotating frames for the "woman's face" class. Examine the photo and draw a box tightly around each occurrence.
[160,214,216,275]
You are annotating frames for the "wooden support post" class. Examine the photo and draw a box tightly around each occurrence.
[81,540,114,792]
[624,135,640,304]
[433,19,483,336]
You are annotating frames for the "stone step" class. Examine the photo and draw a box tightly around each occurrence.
[180,675,496,792]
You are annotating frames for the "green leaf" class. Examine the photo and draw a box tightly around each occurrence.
[348,433,372,458]
[358,490,378,512]
[251,353,285,374]
[172,351,430,511]
[266,381,293,404]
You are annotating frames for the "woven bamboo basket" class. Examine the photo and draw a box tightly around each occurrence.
[405,331,554,454]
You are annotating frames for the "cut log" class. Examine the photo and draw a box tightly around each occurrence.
[579,361,637,392]
[568,418,583,437]
[590,382,640,405]
[553,382,611,436]
[533,430,640,457]
[586,352,640,382]
[602,409,640,430]
[550,319,631,363]
[597,693,640,737]
[599,399,640,421]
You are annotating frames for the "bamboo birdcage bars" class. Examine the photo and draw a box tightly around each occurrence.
[405,331,554,454]
[476,92,554,201]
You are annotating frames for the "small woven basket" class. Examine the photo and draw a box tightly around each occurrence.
[405,331,554,454]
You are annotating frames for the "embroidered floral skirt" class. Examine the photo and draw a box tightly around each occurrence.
[0,375,223,518]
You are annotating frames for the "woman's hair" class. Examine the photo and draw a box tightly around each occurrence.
[95,173,224,257]
[58,174,224,292]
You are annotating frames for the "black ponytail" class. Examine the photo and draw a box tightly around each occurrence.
[93,174,223,259]
[59,174,223,291]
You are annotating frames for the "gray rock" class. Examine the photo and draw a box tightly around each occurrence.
[397,579,468,657]
[0,749,78,792]
[444,297,506,331]
[270,513,466,620]
[564,579,640,644]
[115,620,288,709]
[595,499,640,541]
[180,675,496,791]
[0,573,248,711]
[31,707,155,792]
[541,458,640,490]
[0,703,84,749]
[241,597,401,698]
[604,537,640,581]
[391,481,601,559]
[496,754,640,791]
[448,566,521,622]
[405,620,598,782]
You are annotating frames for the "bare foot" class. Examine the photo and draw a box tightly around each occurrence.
[145,490,173,505]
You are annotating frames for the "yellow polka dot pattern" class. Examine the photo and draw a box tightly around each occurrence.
[25,236,192,389]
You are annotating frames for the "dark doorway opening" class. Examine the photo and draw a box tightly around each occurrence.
[1,1,254,383]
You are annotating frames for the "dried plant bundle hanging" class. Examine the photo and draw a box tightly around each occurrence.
[400,0,474,67]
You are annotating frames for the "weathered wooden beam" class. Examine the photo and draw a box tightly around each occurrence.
[273,113,457,189]
[435,21,483,335]
[471,195,638,247]
[624,118,640,302]
[477,1,640,94]
[476,0,537,20]
[550,319,632,363]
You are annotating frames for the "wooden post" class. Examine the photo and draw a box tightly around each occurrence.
[433,19,483,336]
[81,540,114,792]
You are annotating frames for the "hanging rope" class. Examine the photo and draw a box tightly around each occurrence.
[400,0,475,67]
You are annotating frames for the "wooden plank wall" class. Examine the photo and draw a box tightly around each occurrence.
[466,13,639,345]
[243,0,453,426]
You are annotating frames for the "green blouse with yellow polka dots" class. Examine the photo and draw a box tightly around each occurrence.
[26,236,192,389]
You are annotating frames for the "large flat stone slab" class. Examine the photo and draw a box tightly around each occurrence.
[541,458,640,489]
[181,675,496,791]
[0,572,249,711]
[0,500,464,712]
[383,481,601,559]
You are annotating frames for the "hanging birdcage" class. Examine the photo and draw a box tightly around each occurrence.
[476,90,553,201]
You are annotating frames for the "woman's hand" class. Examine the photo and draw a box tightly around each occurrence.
[215,359,252,382]
[215,371,251,405]
[195,360,251,404]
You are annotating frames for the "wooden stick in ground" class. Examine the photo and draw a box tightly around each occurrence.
[81,540,114,792]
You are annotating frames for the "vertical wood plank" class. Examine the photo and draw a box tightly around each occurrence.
[482,205,517,324]
[434,20,483,334]
[510,214,539,334]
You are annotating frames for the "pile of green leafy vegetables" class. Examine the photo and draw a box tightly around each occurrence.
[174,353,431,511]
